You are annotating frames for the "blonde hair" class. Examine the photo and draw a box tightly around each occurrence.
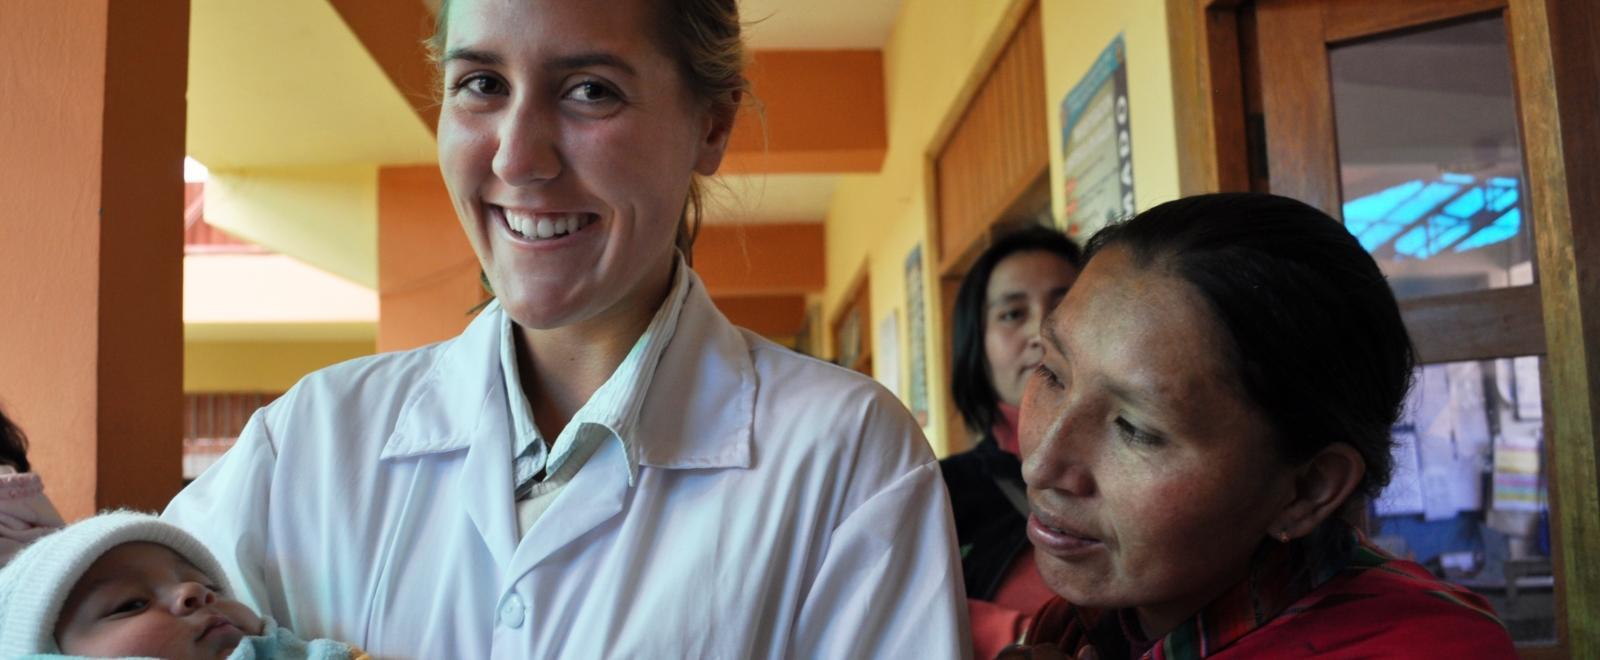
[429,0,749,264]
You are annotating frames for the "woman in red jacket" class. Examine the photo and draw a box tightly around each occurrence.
[1003,193,1516,659]
[942,225,1081,658]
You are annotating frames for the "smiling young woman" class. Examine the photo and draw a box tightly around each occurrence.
[162,1,967,657]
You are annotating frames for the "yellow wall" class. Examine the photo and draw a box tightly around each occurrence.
[204,165,380,288]
[185,340,376,393]
[186,0,437,171]
[820,0,1182,456]
[822,0,1023,456]
[1042,0,1181,222]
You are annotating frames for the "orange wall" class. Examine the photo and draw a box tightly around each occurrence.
[694,223,826,296]
[726,50,888,174]
[0,1,188,520]
[377,165,482,352]
[709,295,809,337]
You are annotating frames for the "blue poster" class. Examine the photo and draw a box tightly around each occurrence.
[1060,34,1134,240]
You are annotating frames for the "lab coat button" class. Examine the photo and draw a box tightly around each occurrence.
[499,594,525,629]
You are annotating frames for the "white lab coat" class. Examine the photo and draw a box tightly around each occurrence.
[164,273,971,659]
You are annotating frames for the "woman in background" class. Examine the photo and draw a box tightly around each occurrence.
[942,226,1081,657]
[1005,193,1515,658]
[0,404,64,566]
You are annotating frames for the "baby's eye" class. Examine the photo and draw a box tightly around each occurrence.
[109,598,148,616]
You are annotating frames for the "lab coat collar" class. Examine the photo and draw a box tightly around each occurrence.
[632,269,754,472]
[380,301,506,460]
[380,269,754,475]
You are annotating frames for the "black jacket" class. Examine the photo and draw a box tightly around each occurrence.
[939,436,1030,601]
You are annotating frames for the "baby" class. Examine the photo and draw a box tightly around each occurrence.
[0,511,365,659]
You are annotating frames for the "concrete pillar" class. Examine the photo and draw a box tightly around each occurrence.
[0,0,190,520]
[376,165,481,353]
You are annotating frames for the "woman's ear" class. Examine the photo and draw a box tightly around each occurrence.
[1270,443,1366,541]
[694,91,741,176]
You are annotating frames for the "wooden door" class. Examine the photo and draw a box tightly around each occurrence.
[930,0,1051,449]
[1171,0,1600,655]
[831,272,872,376]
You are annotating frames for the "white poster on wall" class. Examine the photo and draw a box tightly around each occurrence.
[904,245,930,427]
[876,310,902,400]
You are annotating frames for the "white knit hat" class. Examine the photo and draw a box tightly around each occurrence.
[0,510,232,656]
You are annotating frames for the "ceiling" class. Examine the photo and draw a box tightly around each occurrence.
[418,0,903,49]
[187,0,900,222]
[740,0,903,49]
[704,173,840,224]
[187,0,437,170]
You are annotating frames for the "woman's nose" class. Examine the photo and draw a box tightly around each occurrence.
[169,581,217,614]
[1023,306,1048,350]
[492,102,562,186]
[1020,410,1097,498]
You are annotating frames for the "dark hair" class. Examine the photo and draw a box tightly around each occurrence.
[1,404,31,473]
[952,225,1083,435]
[1083,192,1415,505]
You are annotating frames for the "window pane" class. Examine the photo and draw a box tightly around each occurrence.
[1372,357,1554,643]
[1331,16,1534,300]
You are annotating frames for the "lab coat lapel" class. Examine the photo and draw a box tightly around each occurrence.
[383,301,520,570]
[459,411,518,571]
[634,273,754,471]
[508,435,629,579]
[501,272,756,580]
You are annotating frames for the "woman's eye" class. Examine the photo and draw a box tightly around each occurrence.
[564,80,618,103]
[1114,417,1164,446]
[453,74,508,97]
[997,308,1025,323]
[1032,364,1064,390]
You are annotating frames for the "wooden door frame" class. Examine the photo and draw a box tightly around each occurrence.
[925,0,1049,451]
[1169,0,1600,655]
[830,265,873,375]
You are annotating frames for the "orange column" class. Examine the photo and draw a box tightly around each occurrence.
[377,165,482,352]
[0,1,189,520]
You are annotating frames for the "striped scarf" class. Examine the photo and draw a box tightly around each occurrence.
[1000,526,1507,659]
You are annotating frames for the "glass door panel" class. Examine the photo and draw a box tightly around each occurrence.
[1330,16,1534,300]
[1373,356,1555,643]
[1327,12,1558,645]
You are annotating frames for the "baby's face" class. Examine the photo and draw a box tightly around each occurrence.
[55,542,263,659]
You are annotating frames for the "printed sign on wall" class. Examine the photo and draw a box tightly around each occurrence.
[1061,34,1135,240]
[904,244,929,426]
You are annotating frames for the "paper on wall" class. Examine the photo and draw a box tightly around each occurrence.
[877,311,902,400]
[1376,427,1425,516]
[1513,356,1542,420]
[1380,362,1491,520]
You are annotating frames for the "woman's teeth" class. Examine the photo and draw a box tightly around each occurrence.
[503,209,595,240]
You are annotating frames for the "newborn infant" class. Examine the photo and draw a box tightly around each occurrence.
[0,511,365,659]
